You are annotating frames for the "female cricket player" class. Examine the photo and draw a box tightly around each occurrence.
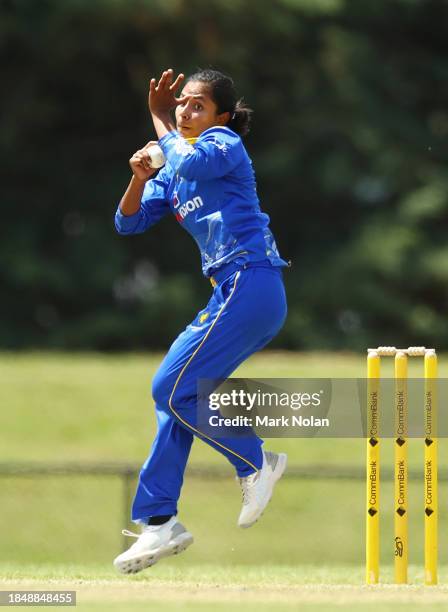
[113,68,288,574]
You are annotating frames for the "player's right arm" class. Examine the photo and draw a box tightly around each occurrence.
[115,144,170,235]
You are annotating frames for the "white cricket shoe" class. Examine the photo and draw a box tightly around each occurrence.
[113,516,193,574]
[237,450,287,528]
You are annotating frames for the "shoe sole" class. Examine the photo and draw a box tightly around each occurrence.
[239,452,288,529]
[113,532,194,575]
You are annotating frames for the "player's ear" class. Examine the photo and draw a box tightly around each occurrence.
[216,111,231,126]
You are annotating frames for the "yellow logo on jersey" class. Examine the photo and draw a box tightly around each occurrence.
[199,312,210,324]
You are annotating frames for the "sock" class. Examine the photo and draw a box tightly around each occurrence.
[147,515,173,526]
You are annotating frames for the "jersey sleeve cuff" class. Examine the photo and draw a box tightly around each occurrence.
[115,206,141,233]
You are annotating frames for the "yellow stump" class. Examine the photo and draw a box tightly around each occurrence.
[394,351,408,583]
[424,350,438,585]
[366,351,380,584]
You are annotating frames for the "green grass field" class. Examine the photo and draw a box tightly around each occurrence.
[2,564,448,611]
[1,351,446,610]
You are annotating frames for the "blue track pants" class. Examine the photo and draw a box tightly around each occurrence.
[131,264,287,523]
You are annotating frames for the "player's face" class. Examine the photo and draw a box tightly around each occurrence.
[176,81,230,138]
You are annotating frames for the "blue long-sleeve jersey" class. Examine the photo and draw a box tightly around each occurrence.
[115,126,288,277]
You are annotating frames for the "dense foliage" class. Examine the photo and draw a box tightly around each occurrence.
[1,0,447,350]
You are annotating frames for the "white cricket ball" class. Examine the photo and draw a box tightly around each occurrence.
[147,144,166,168]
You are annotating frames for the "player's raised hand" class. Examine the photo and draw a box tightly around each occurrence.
[149,69,187,115]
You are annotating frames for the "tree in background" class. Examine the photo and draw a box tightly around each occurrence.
[1,0,447,350]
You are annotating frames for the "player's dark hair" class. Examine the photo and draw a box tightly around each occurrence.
[186,69,253,137]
